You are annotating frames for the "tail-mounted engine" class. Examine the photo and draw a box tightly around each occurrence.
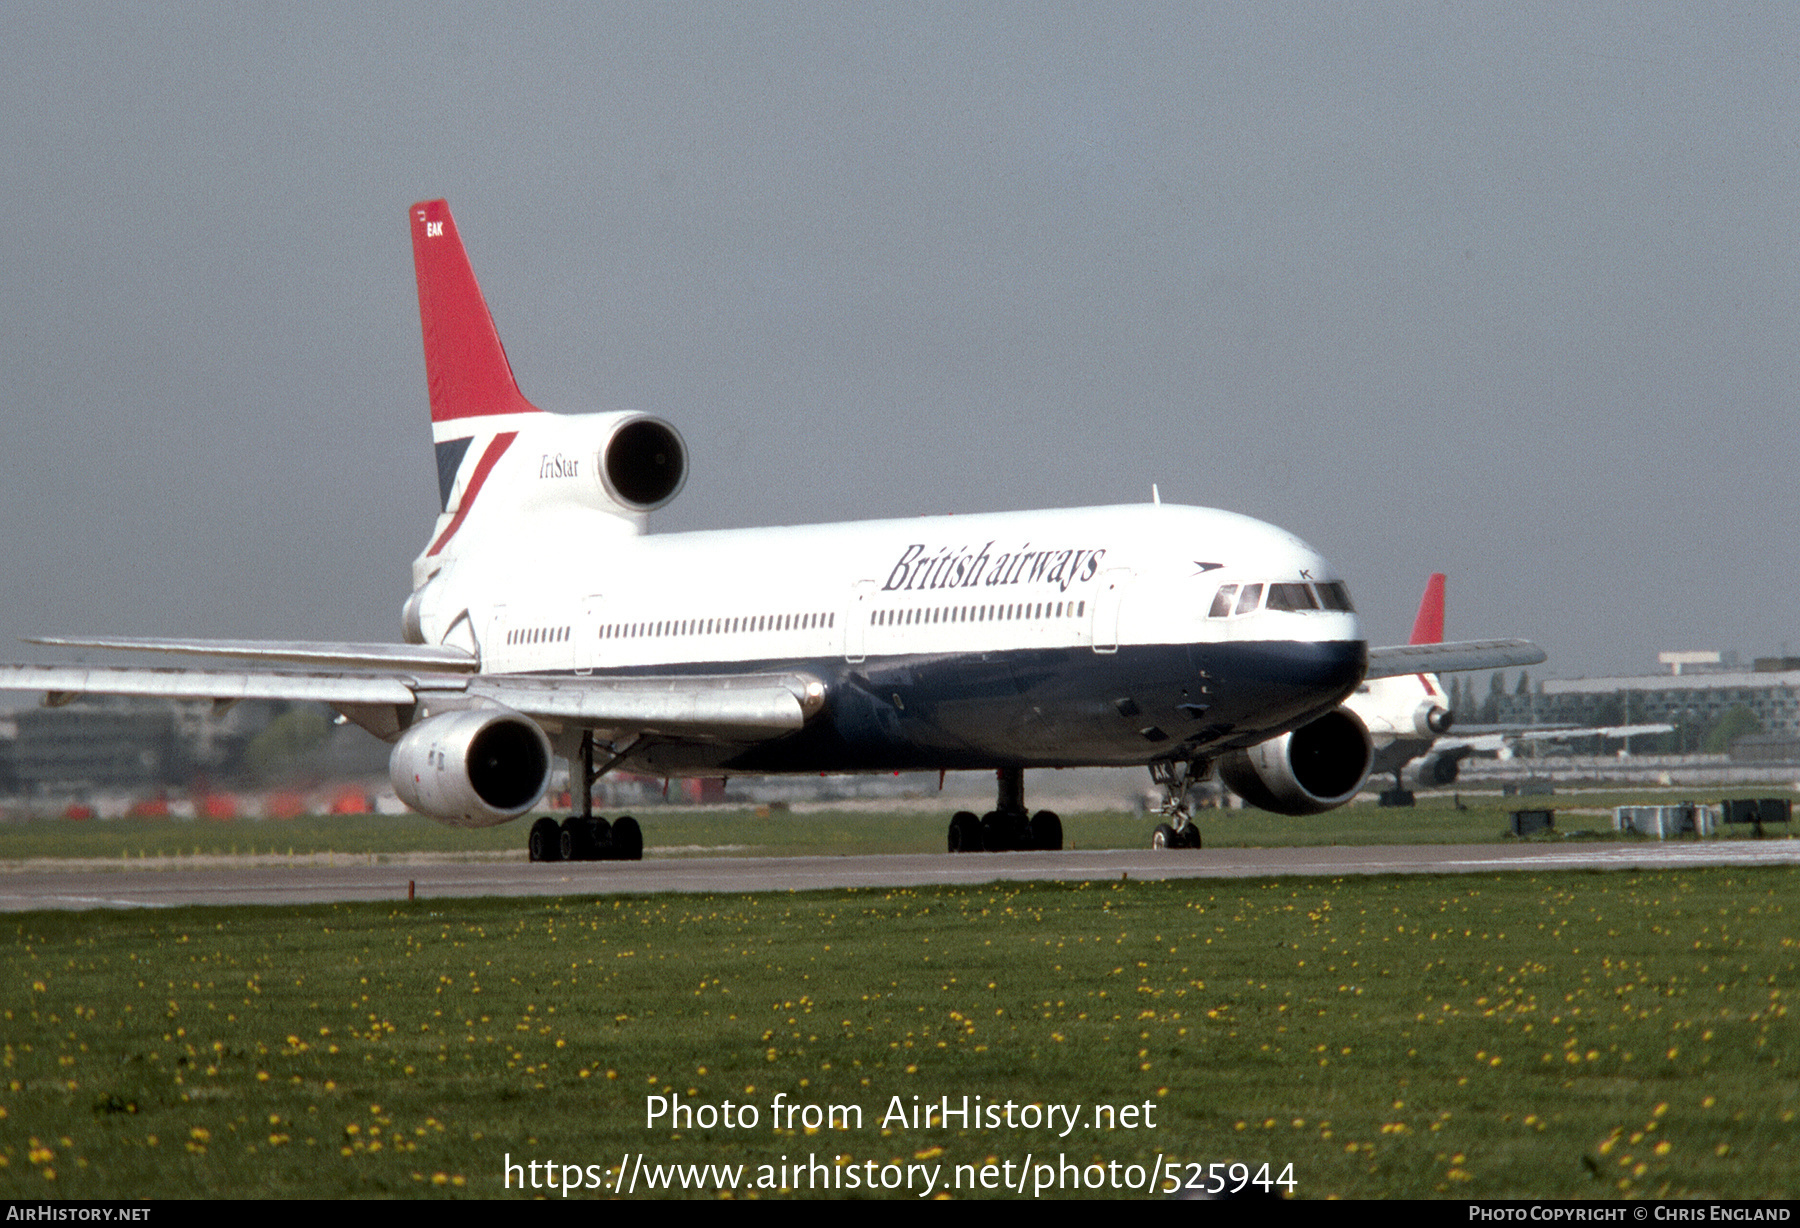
[1414,700,1454,736]
[407,409,690,617]
[496,410,689,520]
[600,416,686,511]
[1218,708,1374,816]
[390,708,553,828]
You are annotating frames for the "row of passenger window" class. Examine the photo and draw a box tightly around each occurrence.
[873,600,1087,628]
[600,612,836,640]
[1208,581,1355,618]
[507,626,571,646]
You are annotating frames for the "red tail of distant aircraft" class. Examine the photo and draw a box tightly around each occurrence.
[1409,572,1446,646]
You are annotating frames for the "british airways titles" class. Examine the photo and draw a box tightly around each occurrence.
[884,541,1107,594]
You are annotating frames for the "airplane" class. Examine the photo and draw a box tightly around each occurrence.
[0,200,1547,859]
[1344,572,1464,803]
[1345,573,1666,804]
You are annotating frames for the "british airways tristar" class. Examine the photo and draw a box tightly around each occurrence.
[2,201,1545,859]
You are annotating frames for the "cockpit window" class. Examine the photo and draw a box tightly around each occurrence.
[1213,580,1352,617]
[1314,581,1355,612]
[1266,582,1319,612]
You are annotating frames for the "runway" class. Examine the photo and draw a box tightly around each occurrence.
[2,837,1797,911]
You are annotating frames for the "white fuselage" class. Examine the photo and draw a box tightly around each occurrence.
[419,502,1360,675]
[407,496,1367,776]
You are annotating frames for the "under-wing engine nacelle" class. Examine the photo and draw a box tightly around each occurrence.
[1217,708,1374,816]
[1406,747,1470,789]
[389,709,553,828]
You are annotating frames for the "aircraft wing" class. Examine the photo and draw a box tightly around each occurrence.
[24,635,478,673]
[0,664,419,708]
[1443,722,1674,753]
[0,661,824,744]
[1512,723,1672,741]
[1365,638,1546,679]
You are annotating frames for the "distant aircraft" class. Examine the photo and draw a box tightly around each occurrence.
[1344,573,1464,801]
[1345,574,1666,803]
[1,201,1545,856]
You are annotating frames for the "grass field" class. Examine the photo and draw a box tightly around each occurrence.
[3,865,1795,1199]
[0,789,1787,862]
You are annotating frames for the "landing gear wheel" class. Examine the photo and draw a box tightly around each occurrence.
[1181,824,1203,849]
[956,768,1045,855]
[1152,823,1179,851]
[529,817,563,863]
[559,816,589,861]
[948,811,981,853]
[559,816,612,861]
[979,811,1012,852]
[610,815,643,862]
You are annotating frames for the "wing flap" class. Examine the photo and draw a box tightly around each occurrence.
[470,673,819,741]
[1365,638,1546,680]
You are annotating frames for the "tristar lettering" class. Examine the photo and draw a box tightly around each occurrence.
[883,541,1106,593]
[538,453,580,479]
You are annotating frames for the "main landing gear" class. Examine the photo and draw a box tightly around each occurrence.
[946,767,1064,853]
[1149,759,1207,851]
[528,814,642,863]
[529,731,645,863]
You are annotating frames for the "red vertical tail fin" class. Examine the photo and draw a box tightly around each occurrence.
[1409,573,1446,645]
[409,200,541,424]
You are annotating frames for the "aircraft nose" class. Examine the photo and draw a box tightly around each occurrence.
[1314,636,1369,696]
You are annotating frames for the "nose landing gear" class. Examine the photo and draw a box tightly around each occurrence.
[945,767,1064,853]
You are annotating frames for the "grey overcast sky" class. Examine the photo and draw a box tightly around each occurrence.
[1,3,1794,679]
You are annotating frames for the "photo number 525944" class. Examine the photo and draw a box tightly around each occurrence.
[1181,1161,1297,1197]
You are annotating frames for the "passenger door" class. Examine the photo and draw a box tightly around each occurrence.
[1091,569,1133,654]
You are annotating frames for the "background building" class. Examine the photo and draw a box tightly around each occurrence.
[1484,654,1800,757]
[3,697,291,796]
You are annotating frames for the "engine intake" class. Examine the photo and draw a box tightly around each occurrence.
[602,416,687,511]
[390,708,552,828]
[1218,708,1374,816]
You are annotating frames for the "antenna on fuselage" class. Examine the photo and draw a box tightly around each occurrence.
[1151,483,1161,505]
